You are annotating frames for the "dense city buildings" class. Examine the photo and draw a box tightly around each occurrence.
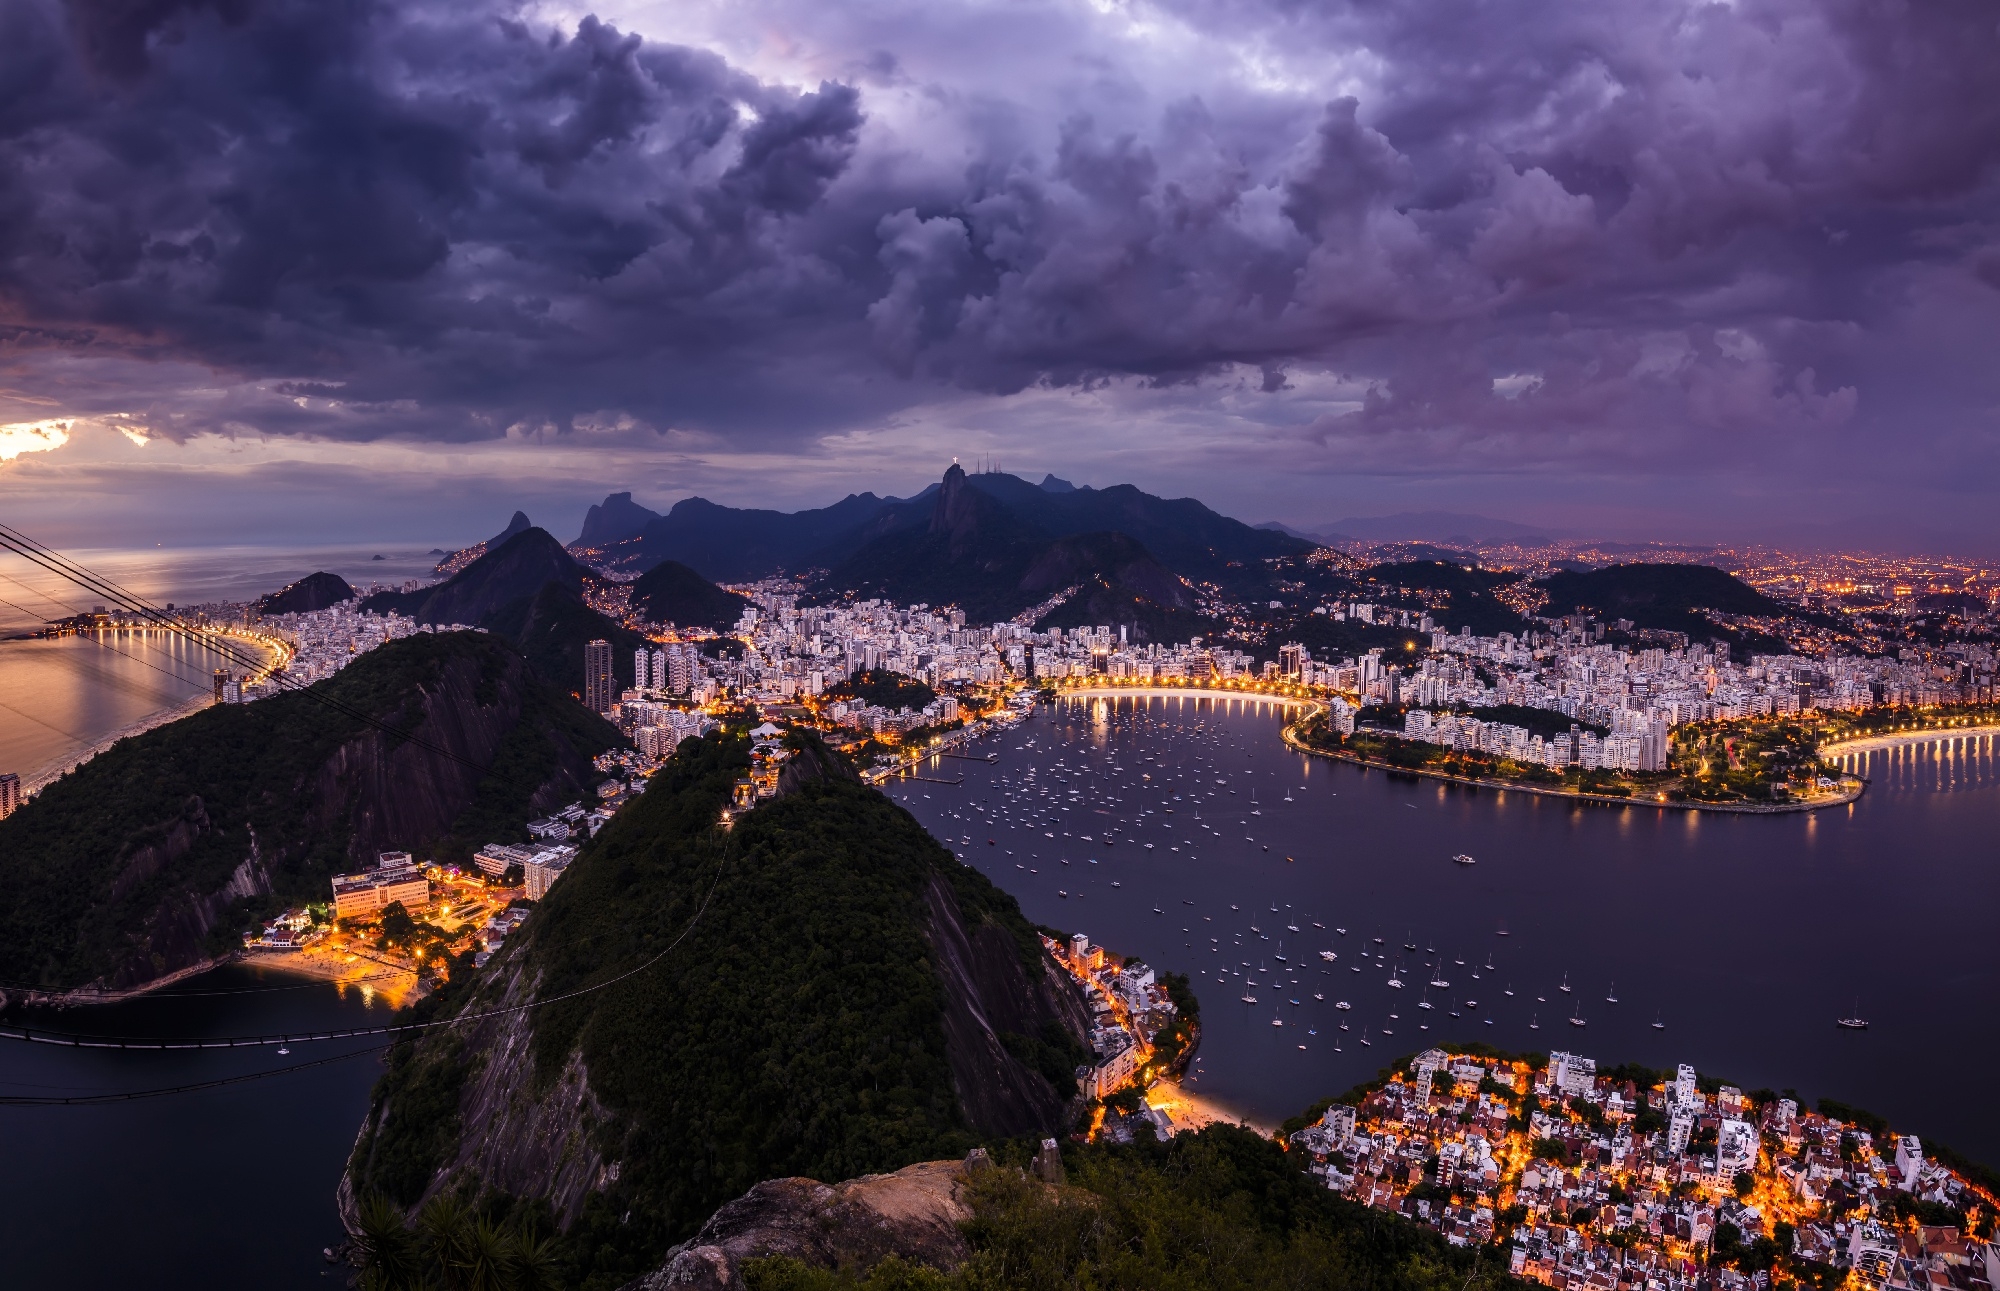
[1286,1048,1996,1291]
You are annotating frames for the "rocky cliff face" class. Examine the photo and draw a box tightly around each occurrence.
[347,955,618,1227]
[621,1160,976,1291]
[923,873,1092,1138]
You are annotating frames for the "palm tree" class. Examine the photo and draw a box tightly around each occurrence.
[418,1194,476,1290]
[504,1230,564,1291]
[461,1217,512,1291]
[355,1194,424,1291]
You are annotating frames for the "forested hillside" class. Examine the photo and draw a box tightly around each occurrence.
[346,733,1088,1290]
[0,633,618,991]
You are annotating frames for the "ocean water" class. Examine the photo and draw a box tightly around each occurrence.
[0,544,445,785]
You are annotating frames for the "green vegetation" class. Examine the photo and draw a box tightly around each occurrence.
[1673,716,1845,803]
[1680,703,1992,803]
[739,1126,1524,1291]
[833,669,939,711]
[352,732,1074,1290]
[0,632,617,989]
[354,1191,563,1291]
[1150,971,1201,1073]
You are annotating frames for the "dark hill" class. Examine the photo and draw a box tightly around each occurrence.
[1352,560,1527,635]
[957,471,1310,585]
[575,492,661,547]
[585,471,1307,594]
[828,467,1229,636]
[628,561,750,631]
[366,529,589,626]
[0,632,619,992]
[489,510,533,546]
[1536,563,1791,642]
[480,580,650,696]
[255,571,354,615]
[345,732,1089,1286]
[591,492,920,580]
[829,466,1049,620]
[1023,532,1211,642]
[362,530,645,690]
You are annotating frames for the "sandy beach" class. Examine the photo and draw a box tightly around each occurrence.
[1147,1078,1278,1138]
[241,945,422,1009]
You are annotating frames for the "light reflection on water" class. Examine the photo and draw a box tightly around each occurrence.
[893,693,2000,1168]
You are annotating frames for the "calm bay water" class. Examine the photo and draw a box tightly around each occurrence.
[889,694,2000,1167]
[0,965,393,1289]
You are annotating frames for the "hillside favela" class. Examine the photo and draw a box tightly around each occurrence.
[2,1,1998,1288]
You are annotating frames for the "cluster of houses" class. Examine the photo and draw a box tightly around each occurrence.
[1045,932,1182,1136]
[1287,1049,1995,1291]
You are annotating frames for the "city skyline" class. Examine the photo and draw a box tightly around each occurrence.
[1,0,1998,554]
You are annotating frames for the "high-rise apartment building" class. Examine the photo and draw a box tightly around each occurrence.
[0,771,20,819]
[584,639,616,713]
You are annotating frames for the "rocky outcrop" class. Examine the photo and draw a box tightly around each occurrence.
[621,1160,976,1291]
[922,873,1092,1138]
[256,571,355,614]
[347,956,616,1226]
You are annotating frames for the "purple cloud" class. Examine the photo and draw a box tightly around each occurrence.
[0,0,1996,545]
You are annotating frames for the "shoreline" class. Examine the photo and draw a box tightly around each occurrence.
[17,629,285,797]
[1147,1076,1277,1139]
[1052,685,1868,814]
[1,947,419,1012]
[241,946,422,1008]
[1819,723,2000,760]
[1,953,237,1010]
[1280,722,1866,815]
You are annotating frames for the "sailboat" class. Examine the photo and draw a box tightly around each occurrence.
[1417,987,1434,1011]
[1558,972,1572,994]
[1528,1012,1539,1030]
[1651,1012,1666,1031]
[1836,997,1869,1029]
[1504,982,1515,997]
[1605,981,1619,1004]
[1569,1000,1587,1028]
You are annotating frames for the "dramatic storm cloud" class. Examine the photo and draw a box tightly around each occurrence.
[1,0,1997,546]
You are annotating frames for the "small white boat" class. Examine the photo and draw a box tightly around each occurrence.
[1319,950,1337,962]
[1335,1000,1351,1010]
[1452,853,1476,865]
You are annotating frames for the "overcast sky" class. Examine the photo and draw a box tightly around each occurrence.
[1,0,1997,553]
